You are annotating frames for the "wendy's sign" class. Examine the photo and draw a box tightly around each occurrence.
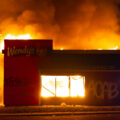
[4,40,52,106]
[3,39,53,56]
[6,46,50,56]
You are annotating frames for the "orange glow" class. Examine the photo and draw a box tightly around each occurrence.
[0,34,32,52]
[70,76,85,97]
[0,41,4,53]
[109,46,119,50]
[56,76,69,97]
[5,34,32,40]
[0,33,119,105]
[98,46,119,50]
[41,75,85,98]
[60,48,64,50]
[0,34,32,53]
[41,76,56,97]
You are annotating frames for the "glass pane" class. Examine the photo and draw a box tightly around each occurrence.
[70,76,85,97]
[56,76,69,97]
[41,75,85,98]
[41,76,55,97]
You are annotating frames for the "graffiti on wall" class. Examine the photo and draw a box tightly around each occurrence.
[5,77,36,97]
[88,80,119,99]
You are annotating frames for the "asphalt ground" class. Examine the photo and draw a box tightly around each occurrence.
[0,113,120,120]
[0,105,120,115]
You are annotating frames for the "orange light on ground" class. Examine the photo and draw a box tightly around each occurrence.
[41,75,85,98]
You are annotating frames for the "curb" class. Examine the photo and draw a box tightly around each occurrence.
[0,111,120,116]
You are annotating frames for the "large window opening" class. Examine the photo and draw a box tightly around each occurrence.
[41,75,85,97]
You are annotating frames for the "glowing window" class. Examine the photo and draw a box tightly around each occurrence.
[41,76,55,97]
[56,76,69,97]
[41,75,85,97]
[70,76,85,97]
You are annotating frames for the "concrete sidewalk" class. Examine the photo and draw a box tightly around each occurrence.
[0,106,120,115]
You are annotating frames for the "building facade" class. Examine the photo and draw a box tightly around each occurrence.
[3,40,120,106]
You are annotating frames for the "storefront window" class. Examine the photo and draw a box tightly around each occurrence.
[70,76,85,97]
[56,76,69,97]
[41,76,55,97]
[41,75,85,97]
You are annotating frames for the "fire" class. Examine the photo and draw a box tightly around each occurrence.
[0,34,32,53]
[60,48,64,50]
[70,76,85,97]
[98,46,119,50]
[5,34,32,40]
[0,41,4,53]
[0,33,119,105]
[109,46,119,50]
[41,75,85,98]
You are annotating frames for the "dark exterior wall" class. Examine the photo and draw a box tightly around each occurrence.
[39,52,120,106]
[84,71,120,105]
[40,71,120,106]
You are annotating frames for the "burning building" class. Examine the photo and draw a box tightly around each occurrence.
[2,39,120,106]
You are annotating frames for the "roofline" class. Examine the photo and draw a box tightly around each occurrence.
[52,50,120,54]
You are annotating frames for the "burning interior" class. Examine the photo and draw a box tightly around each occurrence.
[41,75,85,97]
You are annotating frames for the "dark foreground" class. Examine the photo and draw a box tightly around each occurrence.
[0,106,120,120]
[0,114,120,120]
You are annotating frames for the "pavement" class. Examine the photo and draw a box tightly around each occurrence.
[1,114,120,120]
[0,105,120,116]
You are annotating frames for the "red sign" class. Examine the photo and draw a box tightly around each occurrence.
[4,40,52,106]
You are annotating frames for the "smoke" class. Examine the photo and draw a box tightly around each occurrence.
[0,0,119,49]
[0,0,120,104]
[53,0,120,49]
[0,0,59,41]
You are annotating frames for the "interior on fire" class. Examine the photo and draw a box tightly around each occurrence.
[41,75,85,98]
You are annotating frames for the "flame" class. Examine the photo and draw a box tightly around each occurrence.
[60,48,64,51]
[109,46,119,50]
[98,46,119,50]
[70,76,85,97]
[0,34,32,53]
[41,75,85,98]
[0,41,4,53]
[5,34,32,40]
